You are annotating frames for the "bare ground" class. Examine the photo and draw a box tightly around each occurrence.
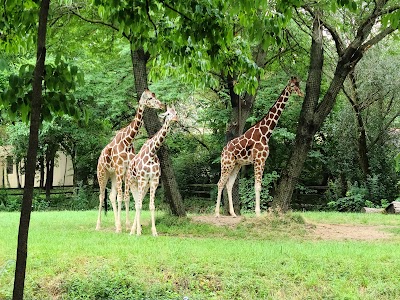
[191,215,395,241]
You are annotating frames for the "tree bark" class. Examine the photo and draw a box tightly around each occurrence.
[39,155,45,188]
[272,17,324,211]
[13,0,50,298]
[130,47,186,217]
[345,72,370,179]
[45,152,55,201]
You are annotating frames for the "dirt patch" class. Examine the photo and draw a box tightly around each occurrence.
[191,215,396,241]
[308,223,393,241]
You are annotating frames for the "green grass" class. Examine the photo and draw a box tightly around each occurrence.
[1,210,400,299]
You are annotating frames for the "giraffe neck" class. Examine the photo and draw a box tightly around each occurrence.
[123,104,145,144]
[147,119,172,155]
[257,86,291,135]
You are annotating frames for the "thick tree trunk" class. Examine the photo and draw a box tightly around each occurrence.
[13,0,50,298]
[130,47,186,217]
[273,0,391,210]
[272,17,324,211]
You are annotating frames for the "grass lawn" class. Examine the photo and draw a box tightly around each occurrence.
[1,210,400,299]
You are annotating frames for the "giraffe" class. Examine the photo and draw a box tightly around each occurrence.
[127,106,178,236]
[96,89,165,233]
[215,77,304,217]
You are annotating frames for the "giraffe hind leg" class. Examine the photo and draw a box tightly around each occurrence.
[215,163,236,217]
[225,165,241,217]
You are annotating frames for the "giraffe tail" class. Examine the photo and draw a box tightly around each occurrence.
[104,188,108,216]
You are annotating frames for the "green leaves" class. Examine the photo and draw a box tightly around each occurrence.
[0,58,84,122]
[0,0,39,53]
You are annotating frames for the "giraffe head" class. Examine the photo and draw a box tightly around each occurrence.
[288,77,304,97]
[159,106,179,123]
[139,89,166,110]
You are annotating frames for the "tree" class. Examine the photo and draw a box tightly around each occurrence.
[272,0,400,211]
[343,41,400,179]
[151,1,303,215]
[12,0,50,298]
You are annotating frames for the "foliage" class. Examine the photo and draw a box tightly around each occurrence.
[327,182,368,212]
[239,171,279,212]
[0,57,84,122]
[0,0,39,53]
[327,178,391,212]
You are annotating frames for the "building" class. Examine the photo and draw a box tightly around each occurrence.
[0,145,74,188]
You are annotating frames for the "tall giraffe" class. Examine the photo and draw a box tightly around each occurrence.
[96,89,165,233]
[215,77,304,217]
[127,106,178,236]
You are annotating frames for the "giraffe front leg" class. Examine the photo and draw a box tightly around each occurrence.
[115,179,124,233]
[149,179,159,236]
[123,181,131,231]
[254,157,267,217]
[129,180,139,236]
[109,177,120,232]
[131,180,145,236]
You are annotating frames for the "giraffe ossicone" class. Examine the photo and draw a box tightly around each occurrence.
[96,89,165,233]
[215,77,304,218]
[127,106,179,236]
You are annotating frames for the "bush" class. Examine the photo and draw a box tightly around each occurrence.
[239,171,279,212]
[0,189,21,211]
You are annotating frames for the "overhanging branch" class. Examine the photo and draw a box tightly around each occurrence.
[68,8,130,40]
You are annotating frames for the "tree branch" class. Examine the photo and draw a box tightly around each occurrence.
[145,0,157,36]
[303,5,345,56]
[177,122,210,150]
[361,26,396,51]
[159,0,192,21]
[68,8,130,40]
[368,110,400,149]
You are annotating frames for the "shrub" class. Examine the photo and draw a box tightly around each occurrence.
[239,171,279,212]
[327,182,367,212]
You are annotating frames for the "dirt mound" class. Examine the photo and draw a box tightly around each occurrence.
[191,215,395,241]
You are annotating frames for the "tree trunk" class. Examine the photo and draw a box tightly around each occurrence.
[272,17,324,211]
[273,0,392,210]
[346,72,370,178]
[130,47,186,217]
[16,162,21,189]
[13,0,50,298]
[39,155,45,188]
[45,153,55,201]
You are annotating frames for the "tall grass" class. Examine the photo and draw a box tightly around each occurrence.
[1,211,400,299]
